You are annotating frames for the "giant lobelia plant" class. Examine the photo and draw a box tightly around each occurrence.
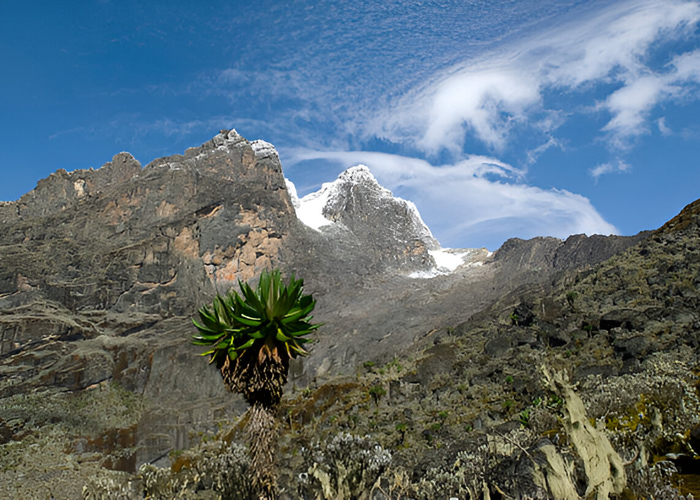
[192,269,319,499]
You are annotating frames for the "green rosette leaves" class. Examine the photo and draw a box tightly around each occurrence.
[192,269,320,365]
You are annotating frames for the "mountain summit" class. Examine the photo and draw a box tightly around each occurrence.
[291,165,437,247]
[287,165,444,276]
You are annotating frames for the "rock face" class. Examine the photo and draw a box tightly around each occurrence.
[0,130,648,487]
[0,129,294,317]
[0,129,297,468]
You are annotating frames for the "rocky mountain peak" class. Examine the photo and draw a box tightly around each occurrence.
[322,165,435,245]
[250,139,280,160]
[286,164,440,276]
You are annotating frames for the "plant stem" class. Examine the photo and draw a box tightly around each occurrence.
[248,402,279,499]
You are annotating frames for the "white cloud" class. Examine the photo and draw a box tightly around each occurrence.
[658,117,673,135]
[600,49,700,147]
[285,149,617,249]
[366,0,700,155]
[600,76,672,148]
[418,69,541,153]
[525,136,563,165]
[590,160,631,180]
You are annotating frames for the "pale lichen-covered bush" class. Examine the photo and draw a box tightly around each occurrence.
[409,446,490,499]
[624,460,690,500]
[297,432,391,499]
[399,428,539,500]
[81,471,141,500]
[82,441,251,500]
[174,440,251,498]
[582,355,700,430]
[580,355,700,459]
[575,354,700,499]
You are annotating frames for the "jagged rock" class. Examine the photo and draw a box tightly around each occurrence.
[313,165,438,271]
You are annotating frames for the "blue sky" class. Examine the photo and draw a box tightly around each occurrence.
[2,0,700,250]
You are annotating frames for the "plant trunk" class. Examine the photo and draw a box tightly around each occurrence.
[248,401,278,500]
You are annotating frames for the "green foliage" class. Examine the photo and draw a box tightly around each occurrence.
[509,312,520,326]
[192,269,320,365]
[534,394,564,410]
[385,358,403,372]
[368,384,386,406]
[519,409,531,428]
[502,399,515,413]
[505,375,514,384]
[548,394,563,408]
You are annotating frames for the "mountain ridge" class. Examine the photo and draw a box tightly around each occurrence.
[0,131,659,498]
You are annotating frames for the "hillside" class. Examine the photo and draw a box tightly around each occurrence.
[115,192,700,499]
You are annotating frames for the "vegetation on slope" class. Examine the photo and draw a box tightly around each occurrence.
[76,200,700,498]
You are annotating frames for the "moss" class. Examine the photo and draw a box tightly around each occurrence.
[604,394,653,433]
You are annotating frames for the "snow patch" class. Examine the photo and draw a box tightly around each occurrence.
[285,178,335,230]
[430,249,469,272]
[285,178,300,210]
[407,268,444,279]
[298,189,335,230]
[408,249,469,278]
[337,165,388,193]
[409,248,490,279]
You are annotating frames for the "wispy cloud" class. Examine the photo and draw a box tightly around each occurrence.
[366,0,700,155]
[286,149,617,249]
[49,126,85,140]
[192,0,700,160]
[658,117,673,135]
[601,49,700,148]
[590,160,631,180]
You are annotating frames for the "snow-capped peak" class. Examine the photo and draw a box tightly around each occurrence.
[285,164,488,279]
[286,164,434,241]
[335,165,386,192]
